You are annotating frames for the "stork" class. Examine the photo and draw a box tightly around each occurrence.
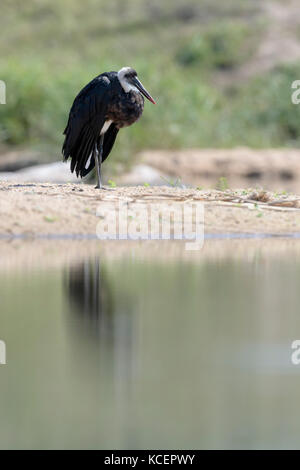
[62,67,156,189]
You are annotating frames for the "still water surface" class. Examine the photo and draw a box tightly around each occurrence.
[1,239,300,449]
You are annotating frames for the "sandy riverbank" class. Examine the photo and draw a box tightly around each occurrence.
[1,182,300,237]
[0,182,300,236]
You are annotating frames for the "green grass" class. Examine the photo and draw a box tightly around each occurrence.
[216,177,229,191]
[175,21,257,70]
[107,179,117,188]
[0,0,300,175]
[220,64,300,147]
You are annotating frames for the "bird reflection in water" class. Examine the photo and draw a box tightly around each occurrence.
[66,258,115,341]
[64,258,137,402]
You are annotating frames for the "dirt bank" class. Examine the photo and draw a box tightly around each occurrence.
[1,182,300,237]
[137,148,300,193]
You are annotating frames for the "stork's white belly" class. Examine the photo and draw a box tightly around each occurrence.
[100,120,113,135]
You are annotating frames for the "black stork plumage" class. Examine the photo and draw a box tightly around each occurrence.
[62,66,156,189]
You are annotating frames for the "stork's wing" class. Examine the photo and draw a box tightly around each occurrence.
[80,124,120,177]
[102,124,119,164]
[62,73,113,177]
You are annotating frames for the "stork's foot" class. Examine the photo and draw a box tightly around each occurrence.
[94,185,115,190]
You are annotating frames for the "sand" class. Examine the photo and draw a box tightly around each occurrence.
[0,182,300,237]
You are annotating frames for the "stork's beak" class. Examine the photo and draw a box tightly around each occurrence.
[132,77,156,104]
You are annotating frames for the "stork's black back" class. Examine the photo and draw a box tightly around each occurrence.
[62,72,120,178]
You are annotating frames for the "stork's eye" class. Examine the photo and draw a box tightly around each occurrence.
[125,70,137,79]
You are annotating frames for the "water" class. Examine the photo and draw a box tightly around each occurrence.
[1,239,300,449]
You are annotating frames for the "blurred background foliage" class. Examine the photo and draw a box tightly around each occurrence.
[0,0,300,170]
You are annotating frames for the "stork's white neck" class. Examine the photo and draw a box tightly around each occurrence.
[121,81,139,93]
[118,67,139,93]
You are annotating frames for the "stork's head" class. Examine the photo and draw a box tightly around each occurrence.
[118,67,156,104]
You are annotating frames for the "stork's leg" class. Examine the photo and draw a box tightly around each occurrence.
[94,134,104,189]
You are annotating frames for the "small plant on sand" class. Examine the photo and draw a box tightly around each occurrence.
[107,179,117,188]
[216,177,229,191]
[160,176,184,188]
[44,216,57,223]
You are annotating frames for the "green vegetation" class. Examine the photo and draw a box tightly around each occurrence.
[107,179,117,188]
[216,177,229,191]
[0,0,300,174]
[44,215,57,223]
[175,22,256,70]
[160,176,183,187]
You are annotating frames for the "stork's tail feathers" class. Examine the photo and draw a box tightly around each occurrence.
[62,123,94,178]
[62,124,119,178]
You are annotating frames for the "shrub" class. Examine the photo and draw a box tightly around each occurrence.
[175,22,254,70]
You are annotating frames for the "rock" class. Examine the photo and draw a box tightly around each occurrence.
[118,164,169,186]
[0,161,79,183]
